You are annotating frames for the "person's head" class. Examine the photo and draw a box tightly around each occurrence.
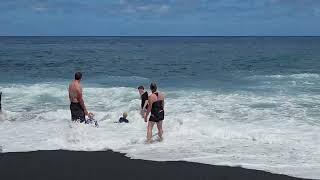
[88,112,94,118]
[150,82,157,93]
[74,72,82,81]
[123,112,128,118]
[138,85,145,95]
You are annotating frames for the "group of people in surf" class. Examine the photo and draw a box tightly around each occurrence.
[68,72,165,143]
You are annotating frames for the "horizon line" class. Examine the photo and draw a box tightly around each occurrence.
[1,35,320,37]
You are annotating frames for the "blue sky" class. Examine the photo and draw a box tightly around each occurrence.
[1,0,320,36]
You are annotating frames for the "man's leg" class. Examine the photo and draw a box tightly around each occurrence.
[147,121,155,143]
[79,109,86,123]
[70,104,76,121]
[140,109,147,118]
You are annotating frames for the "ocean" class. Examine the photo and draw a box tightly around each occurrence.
[0,36,319,179]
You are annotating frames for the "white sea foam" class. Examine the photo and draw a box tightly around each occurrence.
[249,73,320,80]
[0,83,319,179]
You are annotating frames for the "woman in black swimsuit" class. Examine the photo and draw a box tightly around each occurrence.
[144,83,165,143]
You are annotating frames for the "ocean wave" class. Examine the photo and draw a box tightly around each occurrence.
[0,83,319,179]
[104,75,149,82]
[91,75,150,85]
[249,73,320,80]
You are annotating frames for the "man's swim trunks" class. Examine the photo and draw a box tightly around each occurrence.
[70,102,85,123]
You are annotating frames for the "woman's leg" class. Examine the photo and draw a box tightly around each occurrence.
[147,121,155,143]
[156,120,163,141]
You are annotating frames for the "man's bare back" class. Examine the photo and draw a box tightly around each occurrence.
[69,80,82,103]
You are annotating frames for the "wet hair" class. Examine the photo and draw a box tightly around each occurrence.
[150,82,157,93]
[75,72,82,80]
[138,85,144,90]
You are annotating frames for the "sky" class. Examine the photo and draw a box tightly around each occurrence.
[1,0,320,36]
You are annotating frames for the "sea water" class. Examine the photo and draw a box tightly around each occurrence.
[0,36,319,179]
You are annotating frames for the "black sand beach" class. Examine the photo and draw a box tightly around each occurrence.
[0,150,311,180]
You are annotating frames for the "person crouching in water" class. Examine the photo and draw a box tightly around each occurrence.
[144,83,165,143]
[138,86,148,118]
[119,112,129,123]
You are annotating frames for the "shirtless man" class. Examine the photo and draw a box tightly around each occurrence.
[68,72,89,123]
[144,83,165,143]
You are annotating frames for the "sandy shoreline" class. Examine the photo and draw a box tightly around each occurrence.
[0,150,311,180]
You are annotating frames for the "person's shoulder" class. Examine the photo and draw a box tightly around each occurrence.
[75,83,82,90]
[69,82,76,90]
[148,93,156,101]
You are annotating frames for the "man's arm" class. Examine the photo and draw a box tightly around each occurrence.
[77,88,88,115]
[143,99,148,110]
[144,95,153,122]
[68,85,72,102]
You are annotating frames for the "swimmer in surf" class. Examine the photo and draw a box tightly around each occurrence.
[118,112,129,123]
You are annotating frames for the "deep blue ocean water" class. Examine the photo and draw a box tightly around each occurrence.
[1,36,320,89]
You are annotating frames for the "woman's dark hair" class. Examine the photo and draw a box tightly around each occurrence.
[150,82,157,93]
[138,85,144,90]
[75,72,82,80]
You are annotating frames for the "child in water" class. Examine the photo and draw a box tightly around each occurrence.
[86,112,99,127]
[118,112,129,123]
